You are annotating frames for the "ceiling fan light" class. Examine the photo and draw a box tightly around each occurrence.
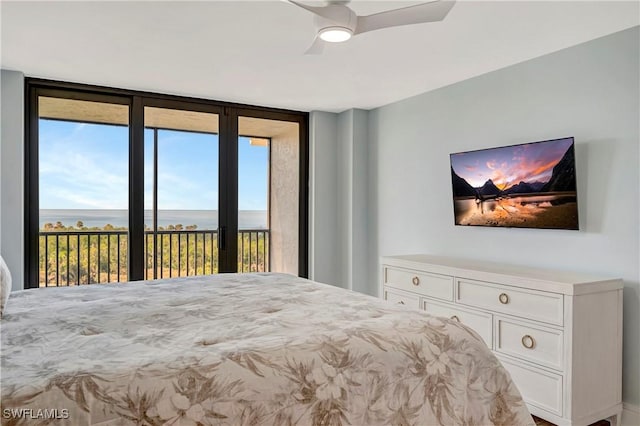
[318,26,352,43]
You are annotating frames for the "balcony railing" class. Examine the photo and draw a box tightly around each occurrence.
[38,229,269,287]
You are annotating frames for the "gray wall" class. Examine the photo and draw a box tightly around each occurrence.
[367,27,639,406]
[337,111,352,287]
[309,111,340,285]
[309,108,370,293]
[0,69,24,291]
[351,109,370,295]
[0,76,3,253]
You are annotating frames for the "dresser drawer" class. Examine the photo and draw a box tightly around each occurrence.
[495,317,563,370]
[384,267,454,301]
[383,287,421,309]
[498,355,563,416]
[422,299,492,347]
[456,278,564,325]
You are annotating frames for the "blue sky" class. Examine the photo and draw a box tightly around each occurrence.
[39,119,269,211]
[450,138,573,189]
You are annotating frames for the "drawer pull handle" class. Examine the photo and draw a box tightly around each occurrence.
[498,293,510,304]
[398,301,405,305]
[450,315,460,322]
[412,276,420,286]
[521,334,535,349]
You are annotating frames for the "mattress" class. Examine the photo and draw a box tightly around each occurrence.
[1,273,533,425]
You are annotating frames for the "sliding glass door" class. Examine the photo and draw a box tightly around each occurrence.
[143,105,220,278]
[237,115,301,274]
[25,80,308,288]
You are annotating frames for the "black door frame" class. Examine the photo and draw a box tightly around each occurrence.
[233,107,308,278]
[138,98,229,274]
[24,78,309,287]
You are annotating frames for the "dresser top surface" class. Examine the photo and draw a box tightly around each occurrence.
[381,254,623,293]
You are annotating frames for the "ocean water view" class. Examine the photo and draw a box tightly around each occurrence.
[40,209,268,230]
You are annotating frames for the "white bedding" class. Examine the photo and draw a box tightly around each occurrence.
[1,273,533,425]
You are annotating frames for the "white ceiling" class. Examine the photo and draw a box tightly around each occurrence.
[1,1,638,113]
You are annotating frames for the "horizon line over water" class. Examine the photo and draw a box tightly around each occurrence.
[40,209,268,230]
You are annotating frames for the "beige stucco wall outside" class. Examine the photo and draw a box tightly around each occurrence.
[269,125,299,275]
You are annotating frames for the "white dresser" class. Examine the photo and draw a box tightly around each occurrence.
[380,254,623,426]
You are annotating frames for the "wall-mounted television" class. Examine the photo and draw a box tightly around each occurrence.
[450,137,579,230]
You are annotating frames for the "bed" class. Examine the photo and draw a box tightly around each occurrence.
[1,272,533,425]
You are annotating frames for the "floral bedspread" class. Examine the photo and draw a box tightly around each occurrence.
[1,273,533,425]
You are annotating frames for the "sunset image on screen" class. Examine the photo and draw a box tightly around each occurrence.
[450,138,578,230]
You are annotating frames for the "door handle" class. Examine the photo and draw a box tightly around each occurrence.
[218,226,226,251]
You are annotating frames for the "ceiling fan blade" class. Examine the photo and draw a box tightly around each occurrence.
[304,36,325,55]
[354,1,456,35]
[284,0,338,22]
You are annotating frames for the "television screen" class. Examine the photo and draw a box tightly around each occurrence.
[450,137,579,230]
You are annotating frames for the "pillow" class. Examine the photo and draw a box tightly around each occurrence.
[0,255,12,318]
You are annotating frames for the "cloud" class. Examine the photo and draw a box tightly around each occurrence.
[504,157,558,185]
[528,159,558,178]
[40,150,128,209]
[38,120,249,211]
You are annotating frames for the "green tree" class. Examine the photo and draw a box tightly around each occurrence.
[76,220,84,229]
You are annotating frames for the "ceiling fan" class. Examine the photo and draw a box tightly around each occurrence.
[284,0,456,54]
